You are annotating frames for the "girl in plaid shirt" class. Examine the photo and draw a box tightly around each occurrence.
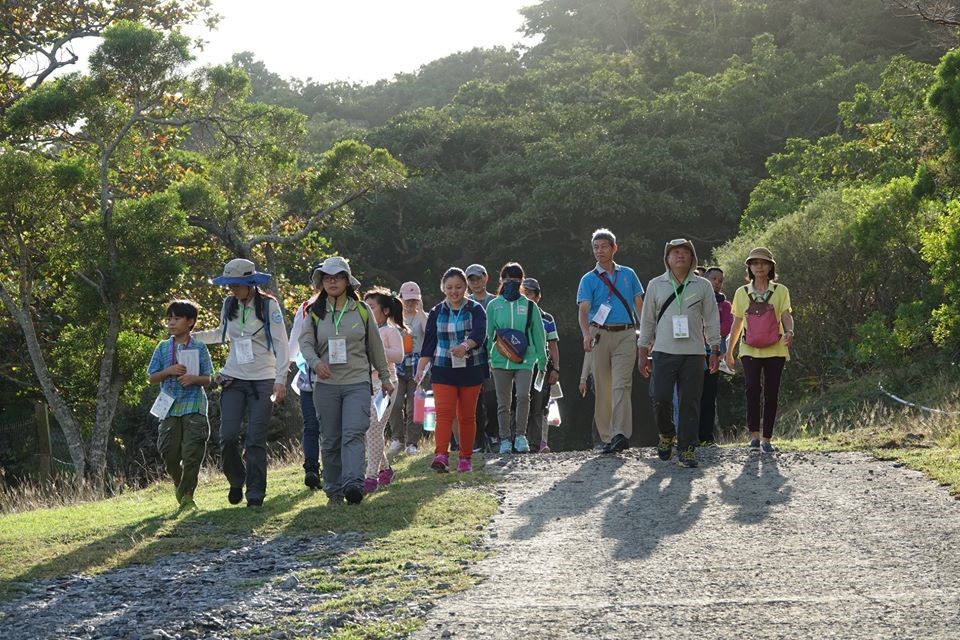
[416,268,488,473]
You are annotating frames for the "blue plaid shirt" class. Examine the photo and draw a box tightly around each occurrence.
[420,299,488,386]
[147,337,213,417]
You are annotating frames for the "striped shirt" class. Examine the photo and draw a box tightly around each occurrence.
[147,337,214,417]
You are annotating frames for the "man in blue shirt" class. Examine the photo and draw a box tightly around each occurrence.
[576,228,644,453]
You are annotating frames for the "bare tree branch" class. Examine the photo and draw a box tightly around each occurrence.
[888,0,960,27]
[245,187,370,248]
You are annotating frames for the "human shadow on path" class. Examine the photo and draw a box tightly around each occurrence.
[603,458,708,561]
[717,453,792,525]
[510,456,627,542]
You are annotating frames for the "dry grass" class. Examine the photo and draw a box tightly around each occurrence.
[0,438,306,515]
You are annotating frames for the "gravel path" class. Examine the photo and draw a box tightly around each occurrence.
[3,448,959,639]
[414,448,960,640]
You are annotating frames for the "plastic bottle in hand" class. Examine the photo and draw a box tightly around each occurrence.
[423,391,436,432]
[414,387,426,423]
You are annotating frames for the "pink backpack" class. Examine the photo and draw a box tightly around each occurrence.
[743,284,780,348]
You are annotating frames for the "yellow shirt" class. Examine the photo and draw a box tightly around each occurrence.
[731,282,792,360]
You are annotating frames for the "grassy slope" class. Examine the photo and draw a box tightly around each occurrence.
[0,453,498,638]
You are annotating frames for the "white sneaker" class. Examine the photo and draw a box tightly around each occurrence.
[387,440,402,456]
[405,444,418,455]
[719,360,734,375]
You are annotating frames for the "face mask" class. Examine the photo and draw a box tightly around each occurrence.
[501,281,521,301]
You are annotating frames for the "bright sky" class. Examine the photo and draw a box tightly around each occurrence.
[187,0,537,84]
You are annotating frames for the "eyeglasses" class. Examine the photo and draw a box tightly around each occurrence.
[321,273,347,282]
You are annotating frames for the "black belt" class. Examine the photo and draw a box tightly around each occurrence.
[590,322,633,332]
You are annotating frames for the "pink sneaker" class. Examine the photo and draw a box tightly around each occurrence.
[457,457,472,473]
[431,454,449,473]
[377,467,395,487]
[539,442,551,453]
[362,477,378,495]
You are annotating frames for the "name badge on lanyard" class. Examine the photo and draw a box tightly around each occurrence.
[329,337,348,364]
[451,354,466,368]
[150,390,176,420]
[235,337,255,364]
[672,315,690,339]
[592,303,612,325]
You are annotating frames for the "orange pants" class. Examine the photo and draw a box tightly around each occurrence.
[432,383,481,459]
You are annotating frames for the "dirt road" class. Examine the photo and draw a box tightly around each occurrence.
[414,448,960,639]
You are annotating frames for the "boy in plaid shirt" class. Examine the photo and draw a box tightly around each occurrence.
[147,300,214,509]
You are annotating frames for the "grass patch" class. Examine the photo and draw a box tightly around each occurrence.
[0,451,498,609]
[766,392,960,496]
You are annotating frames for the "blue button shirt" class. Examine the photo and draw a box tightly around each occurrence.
[576,263,644,325]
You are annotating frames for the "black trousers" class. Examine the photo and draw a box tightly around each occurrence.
[651,352,705,450]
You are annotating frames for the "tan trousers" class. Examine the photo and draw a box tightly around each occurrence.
[591,327,637,443]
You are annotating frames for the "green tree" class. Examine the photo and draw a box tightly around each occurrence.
[0,21,247,481]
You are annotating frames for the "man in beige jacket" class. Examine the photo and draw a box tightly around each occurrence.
[637,239,721,468]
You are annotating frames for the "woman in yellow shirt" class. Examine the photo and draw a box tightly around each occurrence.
[725,247,795,454]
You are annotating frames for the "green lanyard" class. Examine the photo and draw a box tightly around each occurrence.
[670,274,689,311]
[328,301,349,335]
[239,304,252,335]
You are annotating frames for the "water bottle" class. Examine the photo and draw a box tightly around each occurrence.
[413,387,426,424]
[423,391,436,432]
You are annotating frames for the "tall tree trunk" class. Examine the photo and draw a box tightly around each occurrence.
[0,284,88,478]
[87,300,124,482]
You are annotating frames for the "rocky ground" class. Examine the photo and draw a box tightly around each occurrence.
[415,447,960,640]
[2,447,959,639]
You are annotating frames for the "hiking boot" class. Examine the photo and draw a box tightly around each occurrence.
[514,435,531,453]
[405,444,419,455]
[378,468,395,487]
[387,440,402,456]
[499,439,513,455]
[344,485,364,505]
[539,441,551,453]
[362,477,379,495]
[749,438,761,453]
[457,457,472,473]
[656,434,675,461]
[228,486,243,505]
[760,441,777,454]
[677,446,699,468]
[303,470,321,490]
[431,453,450,473]
[602,433,629,454]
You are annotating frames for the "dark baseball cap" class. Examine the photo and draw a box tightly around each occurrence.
[465,264,487,278]
[521,277,541,293]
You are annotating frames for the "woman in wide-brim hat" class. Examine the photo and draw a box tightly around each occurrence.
[298,256,393,505]
[725,247,795,454]
[195,258,289,508]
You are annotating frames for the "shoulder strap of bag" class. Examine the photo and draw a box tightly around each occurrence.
[595,271,639,326]
[656,290,678,326]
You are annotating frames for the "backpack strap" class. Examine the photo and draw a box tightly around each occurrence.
[309,301,370,358]
[261,296,276,357]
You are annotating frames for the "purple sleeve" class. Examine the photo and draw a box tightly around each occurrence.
[719,300,733,336]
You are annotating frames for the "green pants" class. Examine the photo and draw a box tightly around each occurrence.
[158,412,209,500]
